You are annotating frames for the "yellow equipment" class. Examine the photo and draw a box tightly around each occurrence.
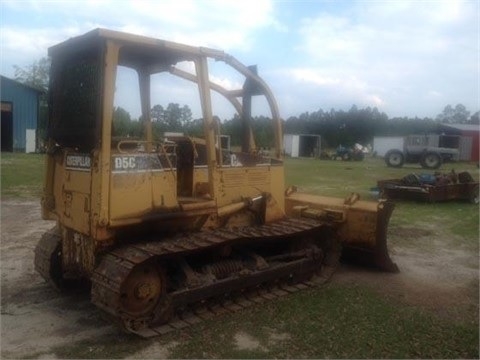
[35,29,397,336]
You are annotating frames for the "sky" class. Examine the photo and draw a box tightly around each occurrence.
[1,0,478,121]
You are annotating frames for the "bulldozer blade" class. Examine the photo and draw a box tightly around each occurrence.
[340,200,399,272]
[284,192,399,273]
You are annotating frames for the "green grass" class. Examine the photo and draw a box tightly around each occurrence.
[284,156,479,199]
[166,285,478,359]
[389,202,479,250]
[45,285,478,359]
[1,152,45,197]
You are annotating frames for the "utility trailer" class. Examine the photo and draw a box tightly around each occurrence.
[377,172,479,203]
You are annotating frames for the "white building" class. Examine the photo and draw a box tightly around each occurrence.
[283,134,321,158]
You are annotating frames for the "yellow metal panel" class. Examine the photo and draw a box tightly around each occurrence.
[195,57,217,198]
[221,168,247,188]
[193,167,208,183]
[152,172,177,208]
[269,165,285,212]
[64,170,91,194]
[60,192,90,235]
[109,172,152,220]
[216,165,285,210]
[93,40,119,231]
[285,192,382,247]
[285,192,379,213]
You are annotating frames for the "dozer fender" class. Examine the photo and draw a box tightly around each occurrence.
[284,189,399,273]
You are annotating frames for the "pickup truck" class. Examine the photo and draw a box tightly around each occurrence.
[384,134,459,169]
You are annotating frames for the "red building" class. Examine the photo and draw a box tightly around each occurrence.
[439,124,479,162]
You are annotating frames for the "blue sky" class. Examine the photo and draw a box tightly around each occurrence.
[1,0,478,120]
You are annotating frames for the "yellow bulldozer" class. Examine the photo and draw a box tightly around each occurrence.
[35,29,398,336]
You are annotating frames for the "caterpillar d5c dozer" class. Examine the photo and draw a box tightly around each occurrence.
[35,29,398,337]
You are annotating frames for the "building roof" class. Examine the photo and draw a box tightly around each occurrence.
[0,75,45,93]
[440,123,480,133]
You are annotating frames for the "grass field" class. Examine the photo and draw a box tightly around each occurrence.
[1,153,479,358]
[1,153,45,198]
[49,285,478,359]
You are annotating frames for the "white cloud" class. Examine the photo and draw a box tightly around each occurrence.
[290,68,341,86]
[1,28,58,58]
[1,1,477,119]
[290,0,478,117]
[1,0,280,75]
[209,75,242,92]
[369,95,384,107]
[0,0,288,121]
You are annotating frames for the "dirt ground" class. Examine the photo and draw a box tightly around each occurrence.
[1,199,478,359]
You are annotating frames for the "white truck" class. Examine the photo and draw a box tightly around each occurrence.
[384,134,460,169]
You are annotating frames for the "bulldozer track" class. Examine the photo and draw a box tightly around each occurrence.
[34,227,62,289]
[132,280,319,338]
[91,216,341,337]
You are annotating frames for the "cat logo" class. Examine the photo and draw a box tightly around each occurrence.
[65,154,91,171]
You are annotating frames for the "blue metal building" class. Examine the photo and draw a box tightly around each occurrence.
[1,75,42,152]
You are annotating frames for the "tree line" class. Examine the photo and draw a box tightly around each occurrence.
[13,58,480,150]
[283,104,479,148]
[111,103,478,149]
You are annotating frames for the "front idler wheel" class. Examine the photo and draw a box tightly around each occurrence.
[120,260,165,318]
